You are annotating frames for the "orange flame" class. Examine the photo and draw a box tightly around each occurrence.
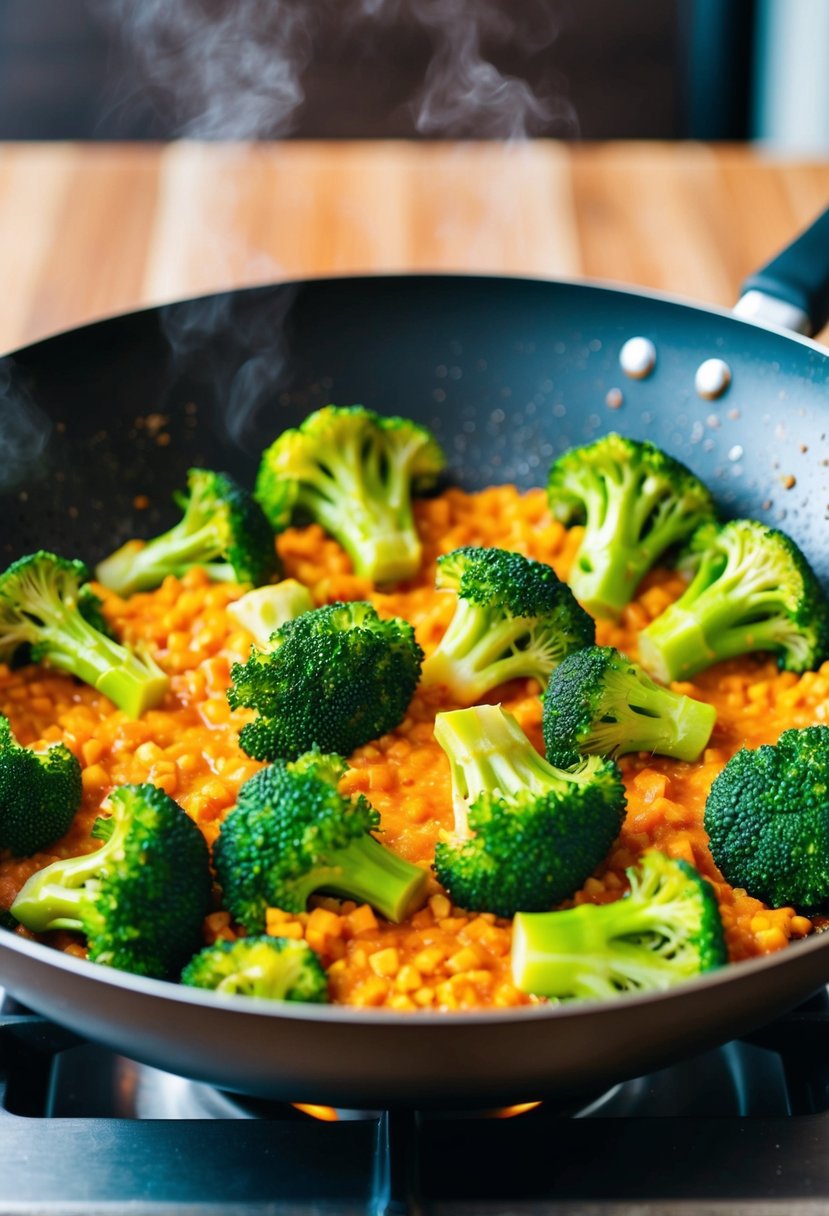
[491,1101,543,1119]
[292,1103,340,1122]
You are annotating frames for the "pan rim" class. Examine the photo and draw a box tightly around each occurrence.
[4,270,827,362]
[3,921,829,1027]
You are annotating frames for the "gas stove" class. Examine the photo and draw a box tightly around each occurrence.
[3,990,829,1214]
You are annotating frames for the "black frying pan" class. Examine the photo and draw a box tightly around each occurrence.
[1,210,829,1109]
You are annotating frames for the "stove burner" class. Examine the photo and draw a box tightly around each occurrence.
[2,990,829,1213]
[42,1033,789,1123]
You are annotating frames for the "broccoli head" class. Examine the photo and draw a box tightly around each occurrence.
[420,547,595,705]
[227,600,423,761]
[96,468,279,597]
[546,434,715,619]
[255,404,446,583]
[0,552,169,718]
[705,725,829,909]
[432,705,625,917]
[0,714,82,856]
[543,645,716,767]
[512,851,727,1000]
[638,519,829,684]
[213,751,428,930]
[227,579,314,649]
[11,783,212,979]
[181,936,329,1003]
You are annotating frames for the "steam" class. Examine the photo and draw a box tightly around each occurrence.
[0,359,52,493]
[92,0,574,142]
[91,0,313,139]
[361,0,575,140]
[160,280,297,450]
[89,0,575,446]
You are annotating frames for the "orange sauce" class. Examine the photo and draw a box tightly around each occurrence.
[0,486,819,1008]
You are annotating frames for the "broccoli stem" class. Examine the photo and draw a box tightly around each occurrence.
[298,835,428,923]
[638,531,812,683]
[512,897,700,998]
[297,449,422,584]
[97,519,227,596]
[309,488,421,583]
[36,609,167,718]
[341,532,422,585]
[434,704,565,838]
[9,843,115,932]
[570,546,644,620]
[638,604,793,684]
[567,467,695,619]
[422,601,548,699]
[590,664,716,762]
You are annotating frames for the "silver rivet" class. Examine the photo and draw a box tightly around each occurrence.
[695,358,732,400]
[728,444,743,462]
[619,337,656,379]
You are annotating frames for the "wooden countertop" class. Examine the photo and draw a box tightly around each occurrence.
[1,141,827,353]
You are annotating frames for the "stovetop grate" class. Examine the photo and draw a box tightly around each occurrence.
[4,993,829,1215]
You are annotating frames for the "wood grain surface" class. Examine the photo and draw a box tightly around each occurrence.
[0,140,827,354]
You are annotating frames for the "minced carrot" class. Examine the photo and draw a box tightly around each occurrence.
[0,486,822,1010]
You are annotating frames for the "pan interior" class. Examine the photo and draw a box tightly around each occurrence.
[2,274,829,1104]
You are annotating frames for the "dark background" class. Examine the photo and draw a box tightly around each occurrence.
[0,0,755,140]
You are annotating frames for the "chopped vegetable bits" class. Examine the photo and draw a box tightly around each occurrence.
[1,450,827,1007]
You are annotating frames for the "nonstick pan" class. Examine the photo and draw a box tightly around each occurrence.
[1,210,829,1109]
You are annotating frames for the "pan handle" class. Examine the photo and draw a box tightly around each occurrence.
[735,206,829,337]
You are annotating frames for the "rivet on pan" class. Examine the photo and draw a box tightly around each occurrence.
[619,337,656,379]
[605,387,624,410]
[695,358,732,400]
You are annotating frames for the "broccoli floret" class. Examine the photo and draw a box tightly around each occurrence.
[512,851,727,1000]
[638,519,829,684]
[255,405,446,583]
[0,714,82,856]
[546,434,715,620]
[227,579,314,649]
[181,936,329,1003]
[420,547,595,705]
[704,725,829,908]
[0,552,169,718]
[543,645,716,767]
[10,783,212,979]
[432,705,625,917]
[227,601,423,761]
[213,751,428,930]
[96,468,278,597]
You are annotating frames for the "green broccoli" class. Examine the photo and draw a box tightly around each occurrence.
[213,751,428,931]
[227,579,314,649]
[255,405,446,583]
[546,434,715,619]
[419,547,595,705]
[77,584,115,637]
[0,714,82,856]
[181,936,329,1003]
[227,600,423,761]
[512,851,727,1000]
[95,468,278,597]
[704,725,829,908]
[638,519,829,684]
[432,705,625,917]
[542,645,716,767]
[0,552,169,718]
[10,783,212,979]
